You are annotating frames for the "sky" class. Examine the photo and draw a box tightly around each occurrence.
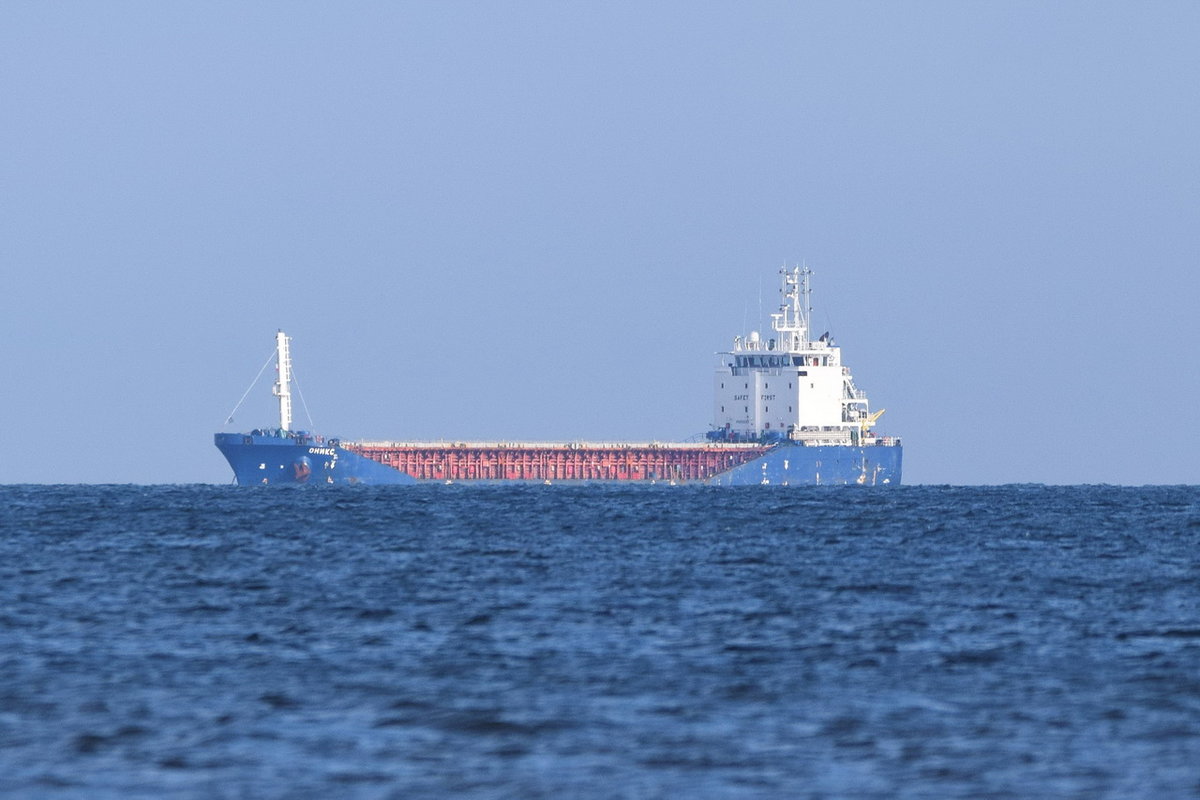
[1,1,1197,485]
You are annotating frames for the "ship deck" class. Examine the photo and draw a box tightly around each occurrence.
[342,440,773,482]
[345,440,769,449]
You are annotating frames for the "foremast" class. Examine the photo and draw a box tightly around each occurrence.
[272,330,293,432]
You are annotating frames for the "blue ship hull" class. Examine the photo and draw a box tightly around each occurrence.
[215,433,901,487]
[214,433,418,486]
[707,443,902,486]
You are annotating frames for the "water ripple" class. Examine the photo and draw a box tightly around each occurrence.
[0,483,1197,798]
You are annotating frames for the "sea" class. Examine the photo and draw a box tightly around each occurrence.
[1,484,1197,799]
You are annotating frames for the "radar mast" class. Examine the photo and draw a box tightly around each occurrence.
[771,265,814,351]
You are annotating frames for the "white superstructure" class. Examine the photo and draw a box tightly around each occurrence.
[712,267,883,445]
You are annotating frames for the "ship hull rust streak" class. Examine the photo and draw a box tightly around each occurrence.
[344,443,770,483]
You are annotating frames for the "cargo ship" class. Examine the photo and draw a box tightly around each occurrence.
[214,267,902,485]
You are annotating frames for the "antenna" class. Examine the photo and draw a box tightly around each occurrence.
[800,264,813,337]
[757,275,763,335]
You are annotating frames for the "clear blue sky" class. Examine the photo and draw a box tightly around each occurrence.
[2,2,1197,485]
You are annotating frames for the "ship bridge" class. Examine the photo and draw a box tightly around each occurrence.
[711,266,883,446]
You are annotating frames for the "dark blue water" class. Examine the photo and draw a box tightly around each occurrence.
[1,485,1197,798]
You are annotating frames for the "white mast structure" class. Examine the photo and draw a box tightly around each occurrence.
[770,265,811,351]
[272,330,293,432]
